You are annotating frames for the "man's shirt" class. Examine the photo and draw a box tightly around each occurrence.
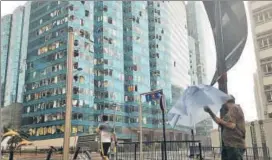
[222,105,246,148]
[98,122,114,143]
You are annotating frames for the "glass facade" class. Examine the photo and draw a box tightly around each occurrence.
[187,2,216,85]
[4,6,25,106]
[17,2,31,103]
[122,1,151,138]
[16,1,190,140]
[1,14,12,106]
[22,1,97,140]
[147,2,172,104]
[93,1,128,138]
[165,2,190,106]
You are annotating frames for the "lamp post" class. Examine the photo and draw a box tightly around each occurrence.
[63,31,74,160]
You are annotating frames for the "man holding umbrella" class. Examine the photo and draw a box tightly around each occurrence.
[204,95,246,160]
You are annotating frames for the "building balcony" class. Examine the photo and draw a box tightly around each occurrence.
[255,21,272,36]
[251,1,272,11]
[259,47,272,59]
[263,75,272,85]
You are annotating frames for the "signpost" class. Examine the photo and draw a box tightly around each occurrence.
[159,94,167,160]
[139,89,167,160]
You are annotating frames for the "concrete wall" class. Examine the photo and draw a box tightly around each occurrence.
[249,1,272,119]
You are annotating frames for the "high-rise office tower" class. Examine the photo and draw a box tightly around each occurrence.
[165,2,191,106]
[249,1,272,120]
[122,2,151,139]
[1,14,12,106]
[22,1,95,140]
[0,1,190,141]
[1,3,30,107]
[187,2,216,86]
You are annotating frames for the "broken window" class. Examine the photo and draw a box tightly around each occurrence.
[74,40,79,46]
[69,5,73,11]
[85,10,89,17]
[103,5,108,12]
[85,31,90,40]
[69,27,73,32]
[73,87,79,94]
[108,17,112,24]
[109,38,112,44]
[73,99,79,106]
[80,29,84,37]
[73,62,78,70]
[136,17,139,23]
[79,76,85,83]
[80,19,84,26]
[74,50,79,57]
[69,15,74,21]
[84,42,90,50]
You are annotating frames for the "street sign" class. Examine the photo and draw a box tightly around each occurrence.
[145,90,163,102]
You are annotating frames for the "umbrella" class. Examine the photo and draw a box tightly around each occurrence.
[16,139,33,149]
[168,84,231,127]
[2,130,19,138]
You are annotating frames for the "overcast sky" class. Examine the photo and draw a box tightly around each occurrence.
[1,1,258,121]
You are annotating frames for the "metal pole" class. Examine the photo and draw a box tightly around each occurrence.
[162,108,167,160]
[63,31,74,160]
[134,143,137,160]
[0,75,2,158]
[139,95,143,160]
[72,147,80,160]
[160,94,167,160]
[214,2,228,157]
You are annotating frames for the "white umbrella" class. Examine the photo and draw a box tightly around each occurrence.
[168,84,231,127]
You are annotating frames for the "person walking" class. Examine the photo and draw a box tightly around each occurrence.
[96,115,116,160]
[204,95,246,160]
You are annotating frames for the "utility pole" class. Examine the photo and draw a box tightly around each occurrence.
[214,2,228,156]
[63,31,74,160]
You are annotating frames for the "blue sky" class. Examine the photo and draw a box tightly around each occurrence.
[1,1,258,121]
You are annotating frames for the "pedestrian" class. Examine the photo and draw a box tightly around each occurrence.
[96,115,116,160]
[204,95,246,160]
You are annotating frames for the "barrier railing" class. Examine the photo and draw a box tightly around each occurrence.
[116,141,203,160]
[1,143,270,160]
[116,141,271,160]
[201,146,271,160]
